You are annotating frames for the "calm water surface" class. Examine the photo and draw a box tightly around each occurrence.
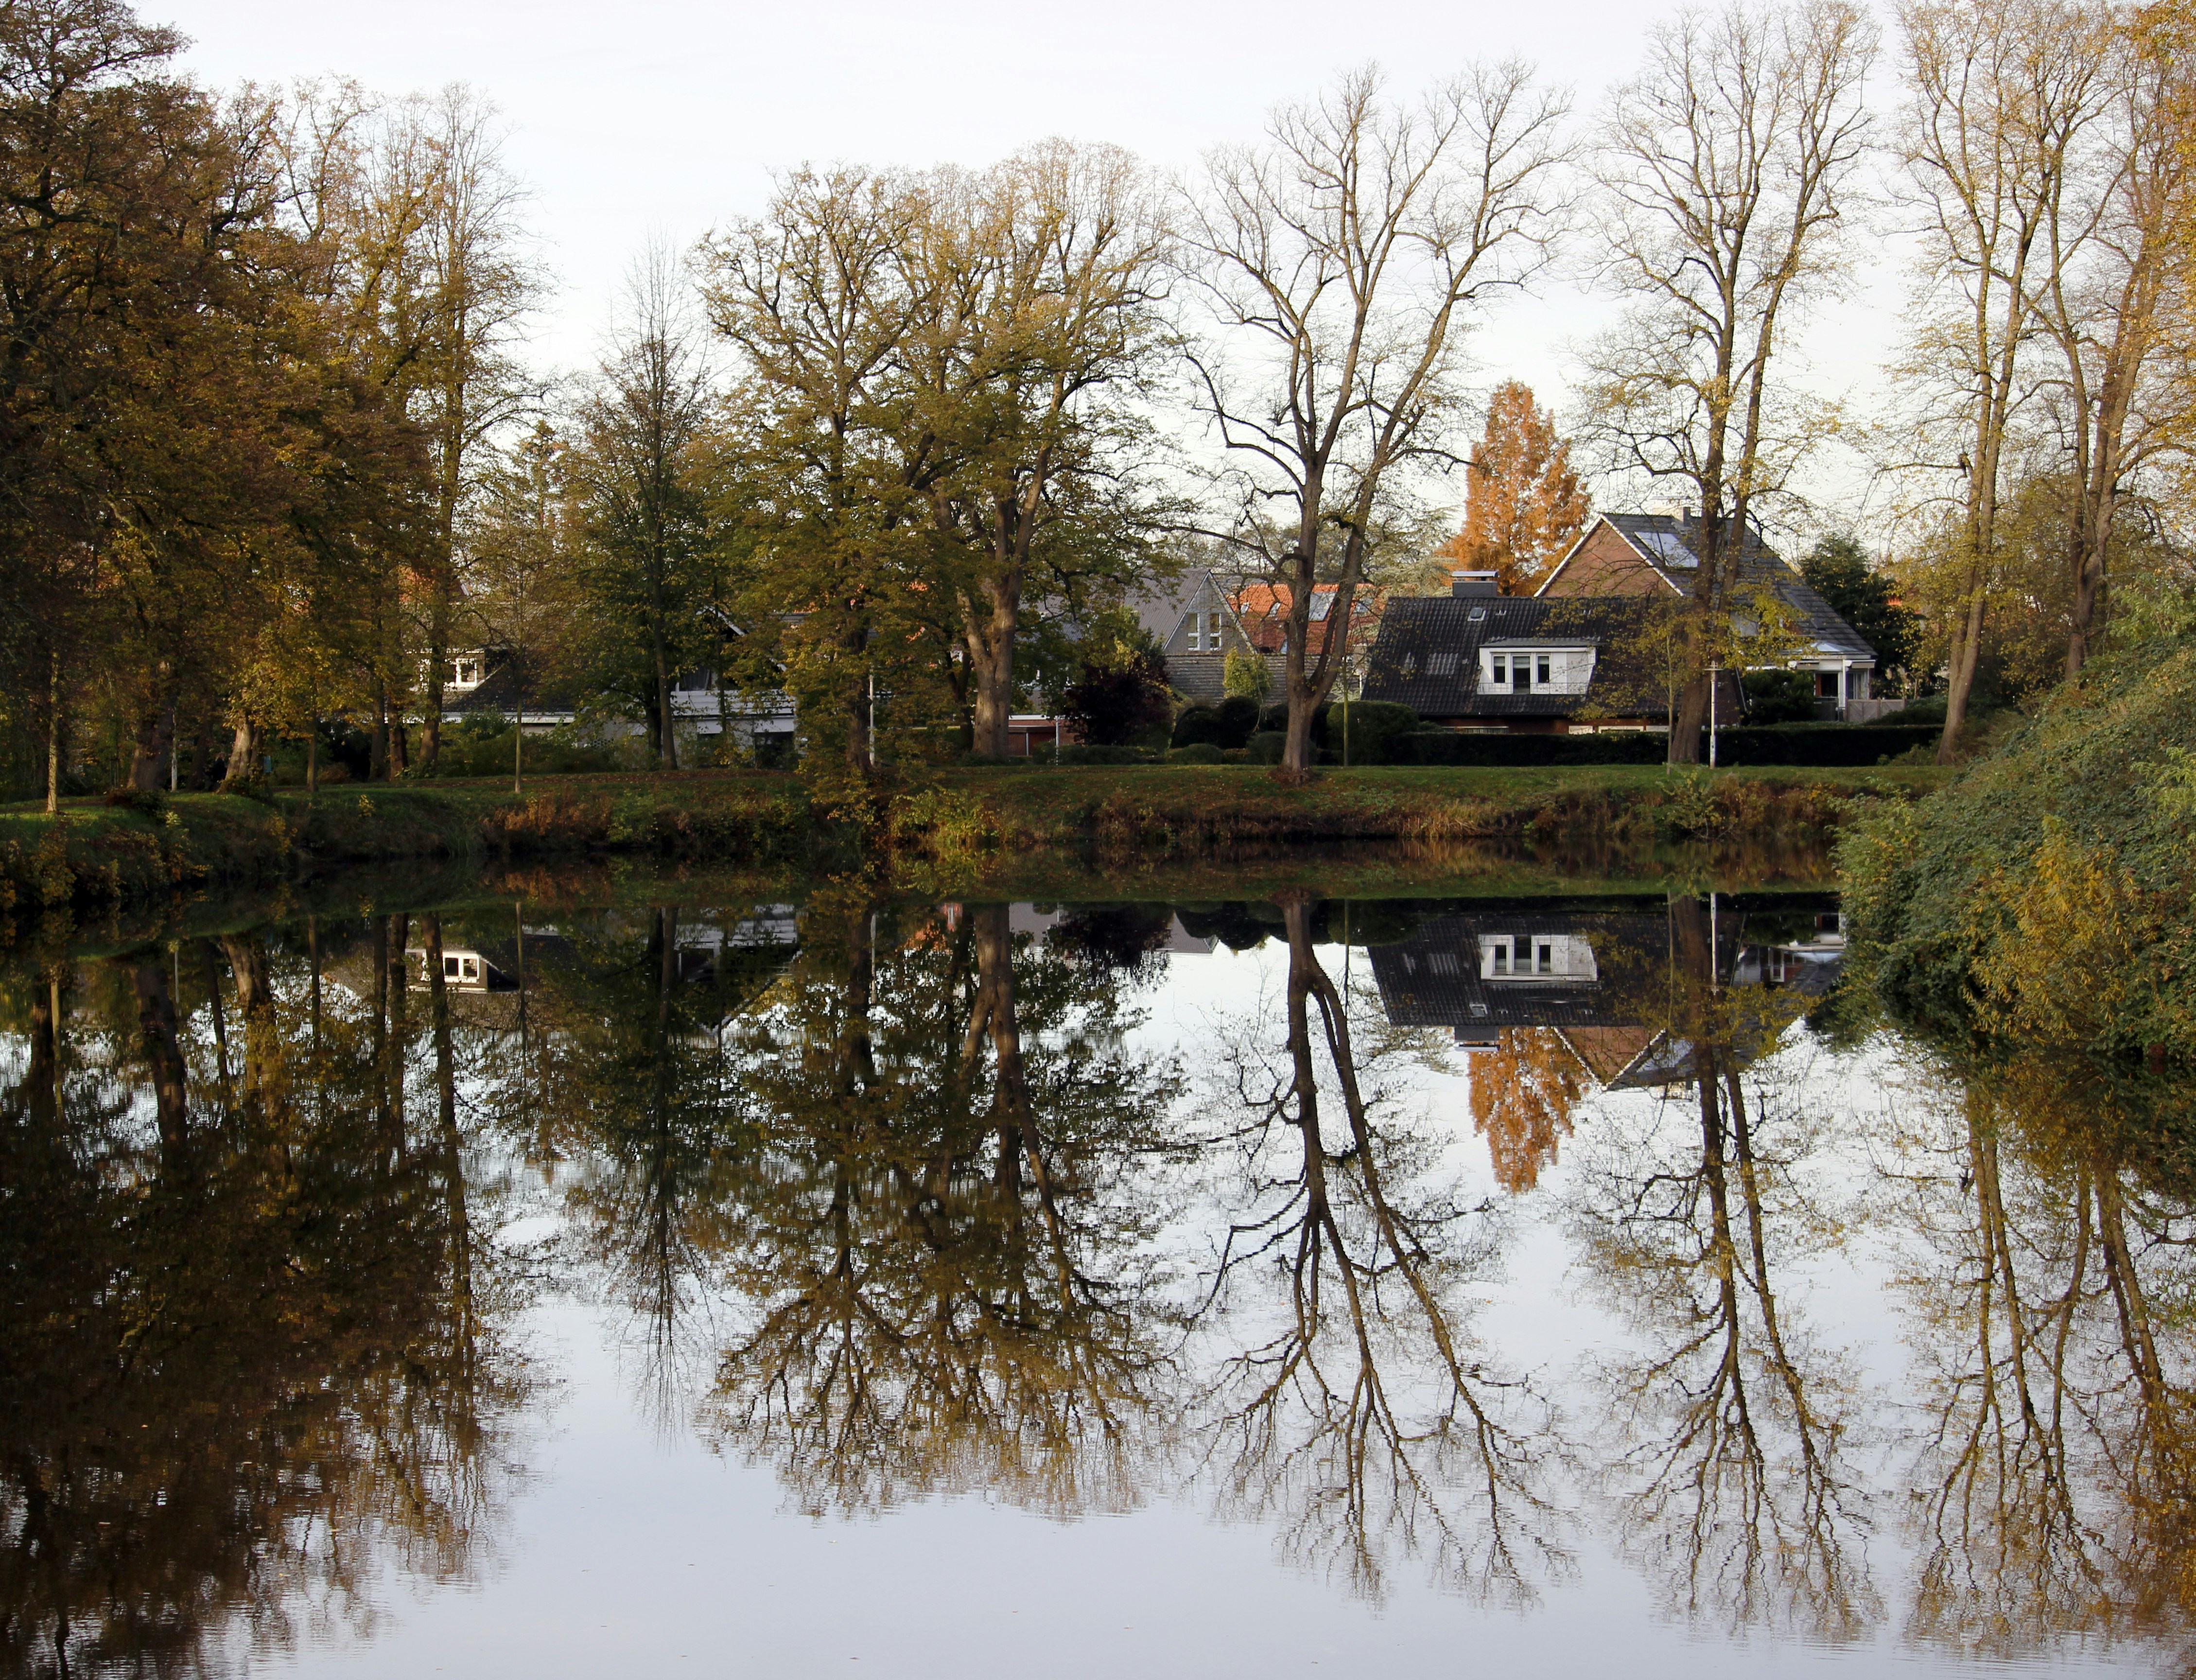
[4,873,2191,1677]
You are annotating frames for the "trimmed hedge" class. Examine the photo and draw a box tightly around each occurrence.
[1172,695,1262,749]
[1401,724,1940,768]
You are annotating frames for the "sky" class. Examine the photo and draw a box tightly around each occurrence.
[160,0,1905,541]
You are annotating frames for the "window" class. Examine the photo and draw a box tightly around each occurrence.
[1536,654,1551,686]
[1816,670,1840,699]
[1184,615,1199,651]
[1535,941,1554,974]
[1491,653,1508,685]
[445,655,483,689]
[1207,611,1222,648]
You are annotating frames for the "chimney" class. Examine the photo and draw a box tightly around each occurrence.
[1450,568,1499,598]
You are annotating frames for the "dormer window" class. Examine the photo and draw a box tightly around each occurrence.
[445,654,484,690]
[1481,646,1594,696]
[1479,933,1598,982]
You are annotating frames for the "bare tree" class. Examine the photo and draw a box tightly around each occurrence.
[1181,64,1569,779]
[1895,0,2116,759]
[411,88,540,772]
[1584,1,1875,766]
[2031,15,2195,678]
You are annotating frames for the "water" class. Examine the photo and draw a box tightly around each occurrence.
[4,867,2191,1677]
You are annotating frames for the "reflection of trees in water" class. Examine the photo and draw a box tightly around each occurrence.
[1562,896,1873,1641]
[475,903,767,1423]
[0,922,533,1679]
[1877,1051,2196,1663]
[698,895,1182,1518]
[1191,895,1559,1604]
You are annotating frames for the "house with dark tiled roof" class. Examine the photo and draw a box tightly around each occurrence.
[1360,570,1742,733]
[1368,900,1845,1082]
[1538,512,1881,716]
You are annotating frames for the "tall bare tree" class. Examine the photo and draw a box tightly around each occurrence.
[1585,1,1875,766]
[1896,0,2116,759]
[409,88,538,772]
[1182,64,1569,778]
[2031,11,2195,677]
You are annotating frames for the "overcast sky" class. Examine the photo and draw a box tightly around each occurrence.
[160,0,1903,540]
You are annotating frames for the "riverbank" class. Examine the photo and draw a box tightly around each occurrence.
[0,761,1948,914]
[1842,636,2195,1062]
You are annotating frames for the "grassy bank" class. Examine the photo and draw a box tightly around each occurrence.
[0,760,1947,914]
[1841,636,2196,1060]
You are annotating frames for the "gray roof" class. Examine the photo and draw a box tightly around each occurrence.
[1586,515,1876,664]
[1360,595,1742,722]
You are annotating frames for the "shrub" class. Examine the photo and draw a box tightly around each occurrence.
[1222,647,1271,700]
[1398,725,1939,767]
[1056,743,1158,766]
[102,786,167,815]
[1743,668,1818,725]
[1168,743,1225,765]
[1246,731,1287,765]
[1066,651,1171,747]
[1172,695,1262,750]
[1324,699,1419,764]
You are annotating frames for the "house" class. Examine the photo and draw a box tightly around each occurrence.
[1368,899,1844,1085]
[1537,512,1881,717]
[440,631,797,753]
[1127,569,1267,700]
[1360,570,1743,733]
[1231,581,1387,685]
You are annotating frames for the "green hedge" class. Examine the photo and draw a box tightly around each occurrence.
[1400,724,1940,768]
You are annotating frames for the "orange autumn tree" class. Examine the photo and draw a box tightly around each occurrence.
[1469,1027,1586,1193]
[1437,381,1589,595]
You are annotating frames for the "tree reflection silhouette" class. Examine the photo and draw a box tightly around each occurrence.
[0,926,533,1680]
[1562,895,1875,1641]
[1880,1050,2196,1663]
[1191,893,1559,1604]
[698,894,1181,1518]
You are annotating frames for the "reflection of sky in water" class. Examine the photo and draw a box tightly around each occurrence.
[8,901,2181,1678]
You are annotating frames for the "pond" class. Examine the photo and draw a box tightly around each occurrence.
[4,864,2192,1677]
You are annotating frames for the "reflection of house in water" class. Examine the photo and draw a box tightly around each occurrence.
[1368,900,1844,1088]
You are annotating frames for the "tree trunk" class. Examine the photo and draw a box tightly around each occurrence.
[968,569,1023,761]
[44,652,61,815]
[127,689,176,792]
[420,622,446,771]
[842,623,872,775]
[652,621,680,770]
[1937,568,1988,766]
[1667,672,1710,766]
[370,683,390,782]
[223,715,262,786]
